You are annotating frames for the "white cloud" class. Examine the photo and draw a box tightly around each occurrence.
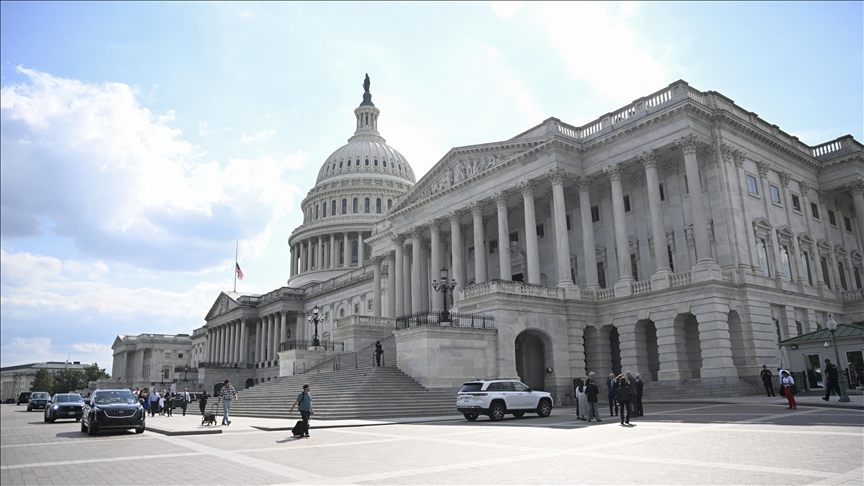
[491,1,523,18]
[0,67,304,272]
[198,121,211,136]
[239,128,276,143]
[0,337,52,364]
[535,2,669,104]
[73,343,112,354]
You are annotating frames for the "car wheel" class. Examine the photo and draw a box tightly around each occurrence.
[87,419,98,436]
[489,402,506,421]
[135,426,145,434]
[463,413,479,421]
[536,399,552,417]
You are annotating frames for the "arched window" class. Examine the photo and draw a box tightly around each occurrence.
[332,199,337,215]
[383,160,388,168]
[376,198,382,213]
[373,159,378,167]
[364,198,370,213]
[339,160,343,168]
[352,240,358,264]
[342,199,347,214]
[315,204,319,220]
[323,202,327,218]
[353,198,359,213]
[387,199,392,210]
[355,159,360,167]
[365,159,369,167]
[398,163,402,171]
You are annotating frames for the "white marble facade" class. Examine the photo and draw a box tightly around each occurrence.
[156,79,864,399]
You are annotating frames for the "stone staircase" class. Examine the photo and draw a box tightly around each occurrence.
[229,336,457,420]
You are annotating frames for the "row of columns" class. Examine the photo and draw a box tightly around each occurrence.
[290,231,367,276]
[205,313,288,366]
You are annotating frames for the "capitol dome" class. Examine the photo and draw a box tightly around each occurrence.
[288,75,414,288]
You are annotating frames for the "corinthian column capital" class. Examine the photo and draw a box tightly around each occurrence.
[676,134,700,155]
[603,163,622,181]
[391,234,405,245]
[547,168,567,186]
[518,180,536,197]
[846,178,864,196]
[637,150,658,169]
[468,201,484,216]
[493,191,508,207]
[576,176,592,193]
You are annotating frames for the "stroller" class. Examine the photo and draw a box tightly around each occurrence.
[202,404,218,426]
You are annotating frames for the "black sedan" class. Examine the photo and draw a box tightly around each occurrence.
[27,392,51,411]
[44,393,84,422]
[81,389,145,435]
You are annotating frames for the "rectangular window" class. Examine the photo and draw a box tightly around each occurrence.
[536,223,545,239]
[828,210,837,226]
[659,183,665,202]
[757,238,770,277]
[591,205,600,223]
[781,245,792,281]
[597,262,606,289]
[791,194,801,212]
[354,303,360,314]
[811,202,820,220]
[770,185,781,204]
[623,194,631,213]
[565,214,571,231]
[838,263,848,290]
[489,239,498,254]
[178,353,183,359]
[746,174,759,195]
[845,217,853,232]
[165,352,171,359]
[802,251,813,286]
[820,256,832,289]
[468,246,475,261]
[668,245,675,272]
[855,266,862,289]
[368,300,373,310]
[509,231,519,247]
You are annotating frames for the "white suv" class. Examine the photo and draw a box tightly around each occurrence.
[456,379,553,421]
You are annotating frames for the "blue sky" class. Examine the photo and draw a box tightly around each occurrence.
[1,2,862,373]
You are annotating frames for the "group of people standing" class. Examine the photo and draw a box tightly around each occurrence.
[573,371,643,426]
[134,387,193,417]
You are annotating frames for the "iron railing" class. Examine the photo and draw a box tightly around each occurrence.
[396,311,494,330]
[279,340,345,352]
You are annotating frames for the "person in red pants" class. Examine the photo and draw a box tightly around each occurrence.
[781,370,797,409]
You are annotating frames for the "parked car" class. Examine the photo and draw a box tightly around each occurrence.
[17,392,32,405]
[27,392,51,411]
[81,389,145,435]
[4,398,15,404]
[456,379,553,421]
[44,393,85,422]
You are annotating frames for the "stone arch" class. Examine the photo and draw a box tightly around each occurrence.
[245,378,254,388]
[515,329,553,391]
[675,313,703,379]
[634,319,660,381]
[583,323,621,379]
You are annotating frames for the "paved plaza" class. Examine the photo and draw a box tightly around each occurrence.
[1,399,862,485]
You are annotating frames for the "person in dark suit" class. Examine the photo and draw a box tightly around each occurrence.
[624,371,638,417]
[606,373,618,417]
[634,374,644,417]
[375,341,383,366]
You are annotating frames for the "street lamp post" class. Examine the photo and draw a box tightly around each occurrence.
[825,315,851,403]
[308,305,321,348]
[432,267,457,322]
[183,365,188,382]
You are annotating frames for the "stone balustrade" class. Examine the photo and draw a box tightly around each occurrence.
[841,289,864,302]
[459,279,564,301]
[631,280,652,295]
[597,288,615,301]
[670,272,693,287]
[334,315,395,328]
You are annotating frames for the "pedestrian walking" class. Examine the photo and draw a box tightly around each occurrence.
[216,380,238,426]
[375,340,383,366]
[180,388,190,416]
[165,390,173,417]
[573,378,587,421]
[585,378,601,422]
[158,391,166,416]
[760,365,776,397]
[606,373,619,417]
[634,374,644,417]
[199,391,208,415]
[616,374,632,425]
[822,359,841,401]
[289,384,314,438]
[781,370,797,409]
[148,390,159,417]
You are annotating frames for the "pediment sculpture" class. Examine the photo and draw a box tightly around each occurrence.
[418,154,506,200]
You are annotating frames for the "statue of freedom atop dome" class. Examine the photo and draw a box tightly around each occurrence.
[363,73,370,93]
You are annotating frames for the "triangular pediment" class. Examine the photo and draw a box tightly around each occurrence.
[798,232,814,245]
[835,244,848,256]
[852,250,862,263]
[776,225,794,238]
[112,335,127,350]
[391,139,550,213]
[752,217,772,231]
[205,292,240,321]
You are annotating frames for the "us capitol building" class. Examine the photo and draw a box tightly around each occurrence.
[110,77,863,402]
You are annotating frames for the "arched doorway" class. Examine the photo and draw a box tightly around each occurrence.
[245,378,254,388]
[683,315,702,379]
[727,310,750,378]
[515,331,547,391]
[212,382,224,397]
[635,319,660,381]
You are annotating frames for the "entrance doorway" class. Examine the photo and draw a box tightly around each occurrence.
[804,353,823,388]
[845,350,863,388]
[515,331,546,391]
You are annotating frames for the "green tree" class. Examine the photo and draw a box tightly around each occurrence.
[52,369,87,394]
[82,362,110,382]
[30,369,54,392]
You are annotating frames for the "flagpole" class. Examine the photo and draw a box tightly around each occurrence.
[234,241,238,292]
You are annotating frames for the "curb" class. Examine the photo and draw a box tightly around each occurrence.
[253,416,464,432]
[146,426,223,436]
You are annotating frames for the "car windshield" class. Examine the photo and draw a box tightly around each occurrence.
[94,391,137,405]
[56,394,84,403]
[459,383,483,393]
[31,392,49,399]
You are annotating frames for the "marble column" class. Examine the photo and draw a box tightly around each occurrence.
[549,169,575,287]
[403,244,412,313]
[577,177,600,290]
[239,318,247,365]
[639,151,671,274]
[429,221,442,310]
[848,179,864,249]
[603,163,633,285]
[289,246,295,276]
[300,241,308,273]
[393,236,405,317]
[470,201,488,283]
[231,321,239,364]
[519,181,540,284]
[330,235,337,269]
[494,191,512,281]
[387,251,397,317]
[270,314,278,362]
[343,233,350,268]
[280,312,288,344]
[373,256,383,317]
[449,211,464,303]
[411,227,423,313]
[677,134,713,265]
[358,231,365,266]
[257,318,265,365]
[420,239,430,311]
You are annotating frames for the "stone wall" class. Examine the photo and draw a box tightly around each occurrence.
[394,326,497,389]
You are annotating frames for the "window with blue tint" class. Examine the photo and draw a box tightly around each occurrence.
[746,174,759,195]
[353,198,359,213]
[770,185,781,204]
[376,198,381,213]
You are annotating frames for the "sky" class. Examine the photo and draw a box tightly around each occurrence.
[1,1,862,374]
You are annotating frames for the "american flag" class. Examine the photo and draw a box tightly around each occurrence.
[235,262,244,280]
